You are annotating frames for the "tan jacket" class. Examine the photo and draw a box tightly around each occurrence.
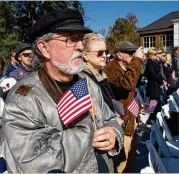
[104,57,142,135]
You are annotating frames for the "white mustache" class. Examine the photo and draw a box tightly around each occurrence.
[71,52,83,60]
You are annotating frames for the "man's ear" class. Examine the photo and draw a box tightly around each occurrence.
[37,40,50,60]
[116,52,122,60]
[18,57,21,61]
[83,52,89,61]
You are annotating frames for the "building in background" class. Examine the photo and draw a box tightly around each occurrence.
[139,11,179,53]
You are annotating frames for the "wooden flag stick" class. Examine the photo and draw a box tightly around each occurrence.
[90,101,97,132]
[86,78,97,131]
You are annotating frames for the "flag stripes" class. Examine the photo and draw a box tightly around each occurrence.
[127,97,139,117]
[57,78,92,126]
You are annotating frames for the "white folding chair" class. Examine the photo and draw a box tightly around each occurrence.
[161,103,170,119]
[167,95,179,113]
[146,124,179,173]
[157,112,179,142]
[146,140,167,173]
[151,123,179,157]
[140,166,155,173]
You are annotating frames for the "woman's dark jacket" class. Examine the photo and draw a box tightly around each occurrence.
[144,59,163,99]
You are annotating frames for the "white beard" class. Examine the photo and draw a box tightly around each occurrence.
[51,52,84,75]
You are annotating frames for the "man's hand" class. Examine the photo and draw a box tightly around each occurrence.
[92,126,117,151]
[140,108,146,114]
[134,47,144,59]
[163,80,168,86]
[117,118,124,126]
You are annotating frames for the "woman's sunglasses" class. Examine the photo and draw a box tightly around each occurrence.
[88,50,106,57]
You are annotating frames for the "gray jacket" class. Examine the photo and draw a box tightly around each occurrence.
[2,72,124,173]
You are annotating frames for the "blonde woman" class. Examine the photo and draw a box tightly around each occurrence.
[166,53,172,65]
[144,49,166,122]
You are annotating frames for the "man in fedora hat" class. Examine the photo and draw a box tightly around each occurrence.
[104,41,144,172]
[2,9,123,173]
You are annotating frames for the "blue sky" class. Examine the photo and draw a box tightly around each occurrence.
[82,1,179,35]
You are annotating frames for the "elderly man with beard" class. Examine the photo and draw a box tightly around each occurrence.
[104,41,144,173]
[2,9,124,173]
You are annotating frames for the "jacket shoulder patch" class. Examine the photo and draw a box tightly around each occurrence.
[15,85,32,96]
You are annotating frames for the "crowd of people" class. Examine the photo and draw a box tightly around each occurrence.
[0,8,179,173]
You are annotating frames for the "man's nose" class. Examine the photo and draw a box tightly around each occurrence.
[75,40,84,51]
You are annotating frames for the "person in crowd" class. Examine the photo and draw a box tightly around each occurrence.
[82,33,124,119]
[2,9,124,173]
[4,50,18,77]
[171,46,179,78]
[144,49,167,122]
[136,52,148,104]
[104,41,144,173]
[156,50,169,105]
[9,43,33,81]
[156,50,167,82]
[165,53,178,94]
[82,33,125,172]
[159,52,174,89]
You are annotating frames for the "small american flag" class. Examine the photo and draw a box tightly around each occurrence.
[57,78,92,126]
[149,100,158,113]
[127,94,139,117]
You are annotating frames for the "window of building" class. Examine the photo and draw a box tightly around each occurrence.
[160,35,166,46]
[160,34,173,47]
[144,37,155,48]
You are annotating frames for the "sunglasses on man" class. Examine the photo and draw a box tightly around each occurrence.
[21,53,32,57]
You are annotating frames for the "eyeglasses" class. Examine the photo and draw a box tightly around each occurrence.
[21,53,32,57]
[49,34,84,47]
[88,50,106,57]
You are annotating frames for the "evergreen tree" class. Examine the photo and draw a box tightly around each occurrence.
[0,2,19,62]
[0,1,85,62]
